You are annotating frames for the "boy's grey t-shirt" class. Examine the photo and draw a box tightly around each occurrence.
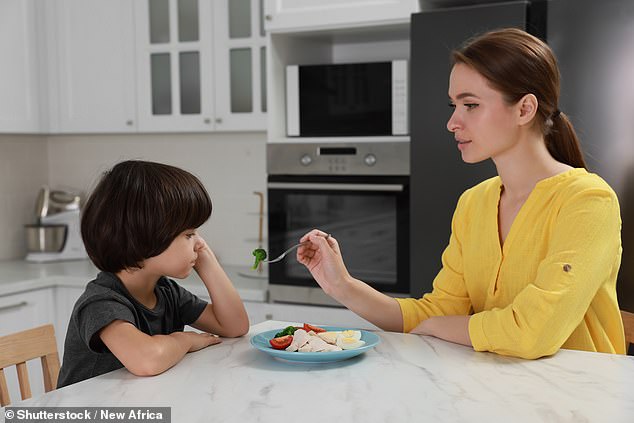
[57,271,208,388]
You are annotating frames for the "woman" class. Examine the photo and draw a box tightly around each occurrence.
[297,28,625,359]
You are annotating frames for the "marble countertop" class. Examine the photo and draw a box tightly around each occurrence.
[4,320,633,422]
[0,259,268,302]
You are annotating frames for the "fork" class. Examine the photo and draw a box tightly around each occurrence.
[264,234,330,264]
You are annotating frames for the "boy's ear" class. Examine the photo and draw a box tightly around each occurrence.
[517,93,538,126]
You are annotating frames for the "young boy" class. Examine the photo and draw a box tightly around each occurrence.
[57,160,249,387]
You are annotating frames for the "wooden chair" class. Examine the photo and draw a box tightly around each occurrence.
[623,310,634,353]
[0,324,60,406]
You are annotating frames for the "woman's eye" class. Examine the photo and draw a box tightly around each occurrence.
[185,233,195,239]
[448,102,456,109]
[465,103,479,110]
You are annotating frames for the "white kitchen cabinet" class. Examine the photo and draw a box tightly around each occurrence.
[264,0,413,143]
[45,0,137,133]
[134,0,215,132]
[260,303,379,330]
[0,288,55,404]
[134,0,266,132]
[0,0,42,133]
[213,0,267,131]
[187,297,377,330]
[243,300,268,324]
[263,0,420,32]
[0,289,55,337]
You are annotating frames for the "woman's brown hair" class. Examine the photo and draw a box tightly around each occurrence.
[452,28,586,168]
[81,160,212,273]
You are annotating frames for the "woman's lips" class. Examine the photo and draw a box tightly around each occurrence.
[456,140,471,150]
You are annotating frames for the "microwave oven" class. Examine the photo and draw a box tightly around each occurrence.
[286,60,408,137]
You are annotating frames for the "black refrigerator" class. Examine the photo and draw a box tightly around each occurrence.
[410,0,634,318]
[409,0,547,297]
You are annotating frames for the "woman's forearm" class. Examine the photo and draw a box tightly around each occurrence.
[410,315,473,347]
[336,276,405,332]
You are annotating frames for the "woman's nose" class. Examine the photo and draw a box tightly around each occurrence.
[446,111,460,133]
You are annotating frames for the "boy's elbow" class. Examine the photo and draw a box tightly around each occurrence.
[125,360,162,377]
[124,344,169,376]
[225,314,250,337]
[225,320,250,338]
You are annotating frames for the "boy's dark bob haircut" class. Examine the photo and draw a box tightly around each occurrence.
[81,160,212,273]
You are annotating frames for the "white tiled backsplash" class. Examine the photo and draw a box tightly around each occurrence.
[0,132,267,267]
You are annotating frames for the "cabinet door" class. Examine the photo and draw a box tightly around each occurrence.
[0,289,55,404]
[262,303,379,330]
[135,0,215,132]
[263,0,420,32]
[49,0,136,133]
[213,0,267,131]
[0,0,41,133]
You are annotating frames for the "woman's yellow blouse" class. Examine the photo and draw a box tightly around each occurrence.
[397,168,625,358]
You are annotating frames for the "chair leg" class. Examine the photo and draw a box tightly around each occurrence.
[16,362,32,401]
[0,368,10,407]
[42,353,60,392]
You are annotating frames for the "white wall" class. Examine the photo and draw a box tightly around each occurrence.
[0,135,49,259]
[44,132,268,268]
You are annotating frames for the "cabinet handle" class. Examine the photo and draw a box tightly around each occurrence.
[204,118,211,124]
[126,120,133,126]
[265,313,273,320]
[215,118,223,124]
[0,301,28,312]
[265,14,272,21]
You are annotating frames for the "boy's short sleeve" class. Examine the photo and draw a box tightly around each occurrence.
[76,298,136,353]
[170,281,208,325]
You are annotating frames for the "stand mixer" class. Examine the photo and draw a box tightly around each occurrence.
[25,186,87,262]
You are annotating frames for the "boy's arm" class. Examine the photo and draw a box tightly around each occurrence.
[99,320,221,376]
[190,237,249,337]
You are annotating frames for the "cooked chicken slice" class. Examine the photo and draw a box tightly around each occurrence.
[317,331,340,345]
[306,335,330,352]
[285,329,309,352]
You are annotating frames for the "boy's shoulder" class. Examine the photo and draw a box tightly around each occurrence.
[75,272,134,311]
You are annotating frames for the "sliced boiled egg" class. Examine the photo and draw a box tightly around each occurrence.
[340,330,362,341]
[336,335,366,350]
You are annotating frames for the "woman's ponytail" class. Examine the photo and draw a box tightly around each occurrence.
[545,111,587,169]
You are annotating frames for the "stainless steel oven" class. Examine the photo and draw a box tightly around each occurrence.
[267,141,410,306]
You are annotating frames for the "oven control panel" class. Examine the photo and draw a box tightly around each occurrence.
[268,142,409,175]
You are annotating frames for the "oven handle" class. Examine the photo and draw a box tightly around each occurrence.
[267,182,404,192]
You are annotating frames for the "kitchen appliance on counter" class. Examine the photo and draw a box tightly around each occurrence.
[267,140,410,306]
[25,186,87,262]
[286,60,409,137]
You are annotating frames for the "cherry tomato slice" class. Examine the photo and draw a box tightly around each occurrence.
[269,335,293,350]
[303,323,326,333]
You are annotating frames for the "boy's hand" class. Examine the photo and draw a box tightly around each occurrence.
[193,235,218,272]
[182,331,222,352]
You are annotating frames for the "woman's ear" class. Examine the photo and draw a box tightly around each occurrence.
[517,93,538,126]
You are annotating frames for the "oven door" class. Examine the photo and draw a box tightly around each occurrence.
[267,175,410,305]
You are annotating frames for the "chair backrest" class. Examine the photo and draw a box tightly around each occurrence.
[622,310,634,352]
[0,324,60,406]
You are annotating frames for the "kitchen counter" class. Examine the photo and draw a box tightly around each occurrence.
[3,320,633,422]
[0,259,268,302]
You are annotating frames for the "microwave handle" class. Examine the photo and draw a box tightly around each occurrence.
[267,182,404,192]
